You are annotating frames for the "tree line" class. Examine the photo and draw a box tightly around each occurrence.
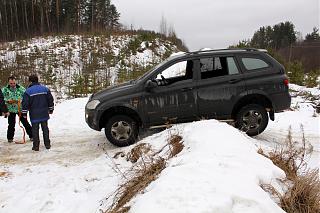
[251,21,297,49]
[233,22,320,50]
[231,22,320,87]
[0,0,120,42]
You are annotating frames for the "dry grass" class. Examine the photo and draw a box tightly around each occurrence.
[0,171,9,177]
[126,143,151,163]
[281,169,320,213]
[113,152,125,159]
[105,158,166,213]
[168,134,184,158]
[259,126,312,180]
[259,125,320,213]
[103,133,184,213]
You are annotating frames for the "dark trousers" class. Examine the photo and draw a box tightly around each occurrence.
[32,121,50,149]
[7,113,33,140]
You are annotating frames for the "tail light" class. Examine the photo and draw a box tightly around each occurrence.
[283,79,289,86]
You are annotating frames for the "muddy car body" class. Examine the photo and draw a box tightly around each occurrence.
[85,48,291,146]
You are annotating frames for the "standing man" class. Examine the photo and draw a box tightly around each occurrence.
[0,89,9,117]
[2,76,33,143]
[22,74,54,151]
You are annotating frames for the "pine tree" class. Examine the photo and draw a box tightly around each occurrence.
[305,27,320,41]
[251,21,296,49]
[107,4,120,30]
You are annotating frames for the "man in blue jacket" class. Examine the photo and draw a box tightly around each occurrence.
[22,75,54,151]
[0,89,9,117]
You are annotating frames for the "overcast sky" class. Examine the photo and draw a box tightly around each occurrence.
[113,0,319,51]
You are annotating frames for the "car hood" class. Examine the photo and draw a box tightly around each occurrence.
[91,81,136,101]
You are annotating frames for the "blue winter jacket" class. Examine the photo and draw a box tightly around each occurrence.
[22,83,54,124]
[0,89,8,114]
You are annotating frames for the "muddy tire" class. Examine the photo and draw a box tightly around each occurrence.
[105,115,138,147]
[235,104,268,136]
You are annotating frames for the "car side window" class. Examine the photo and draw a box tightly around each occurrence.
[241,57,269,70]
[154,60,193,86]
[200,56,239,79]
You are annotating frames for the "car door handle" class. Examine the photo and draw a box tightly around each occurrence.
[181,87,193,91]
[228,79,242,84]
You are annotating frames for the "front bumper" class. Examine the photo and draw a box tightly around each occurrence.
[85,108,101,131]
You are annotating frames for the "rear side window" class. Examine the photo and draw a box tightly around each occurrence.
[241,57,269,70]
[200,56,239,79]
[227,57,239,75]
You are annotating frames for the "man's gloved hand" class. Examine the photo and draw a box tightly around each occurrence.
[7,100,18,104]
[22,112,27,119]
[49,110,53,114]
[3,112,9,118]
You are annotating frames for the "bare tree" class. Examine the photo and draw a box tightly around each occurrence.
[9,0,14,39]
[40,2,44,34]
[0,1,3,39]
[159,15,168,37]
[56,0,60,32]
[14,0,19,34]
[91,0,95,31]
[76,0,80,33]
[24,0,29,34]
[45,0,51,33]
[4,0,9,39]
[31,0,35,31]
[168,24,176,38]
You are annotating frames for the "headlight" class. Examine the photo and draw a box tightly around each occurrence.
[86,100,100,110]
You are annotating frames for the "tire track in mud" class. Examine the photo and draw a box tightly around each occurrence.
[0,134,115,166]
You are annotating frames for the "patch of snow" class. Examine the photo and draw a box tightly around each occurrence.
[1,98,286,213]
[289,83,320,96]
[1,83,319,212]
[170,51,186,57]
[255,84,320,170]
[199,47,213,51]
[125,121,285,213]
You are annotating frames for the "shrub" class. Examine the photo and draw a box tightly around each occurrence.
[259,126,320,213]
[286,61,305,86]
[305,69,320,88]
[103,133,183,213]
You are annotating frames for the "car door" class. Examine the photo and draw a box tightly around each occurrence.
[143,59,198,126]
[196,54,246,119]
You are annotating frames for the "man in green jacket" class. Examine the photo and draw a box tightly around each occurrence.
[2,76,33,143]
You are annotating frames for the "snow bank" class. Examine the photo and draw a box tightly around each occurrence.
[125,121,285,213]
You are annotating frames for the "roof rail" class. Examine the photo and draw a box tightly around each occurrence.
[245,48,268,52]
[186,48,232,54]
[187,48,268,55]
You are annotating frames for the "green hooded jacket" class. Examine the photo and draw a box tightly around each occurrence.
[1,84,26,113]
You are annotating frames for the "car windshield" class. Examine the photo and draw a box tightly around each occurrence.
[135,53,186,82]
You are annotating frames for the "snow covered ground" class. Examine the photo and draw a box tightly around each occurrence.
[0,35,180,100]
[0,85,319,213]
[255,84,320,170]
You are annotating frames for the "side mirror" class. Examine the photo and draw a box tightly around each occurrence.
[145,80,157,91]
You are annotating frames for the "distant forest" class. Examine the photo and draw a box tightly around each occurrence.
[231,22,320,75]
[0,0,120,41]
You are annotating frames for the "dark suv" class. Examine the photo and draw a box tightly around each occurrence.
[85,48,291,147]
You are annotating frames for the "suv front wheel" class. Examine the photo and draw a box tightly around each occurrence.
[235,104,268,136]
[105,115,138,147]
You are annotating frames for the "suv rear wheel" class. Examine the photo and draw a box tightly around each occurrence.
[105,115,138,147]
[235,104,268,136]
